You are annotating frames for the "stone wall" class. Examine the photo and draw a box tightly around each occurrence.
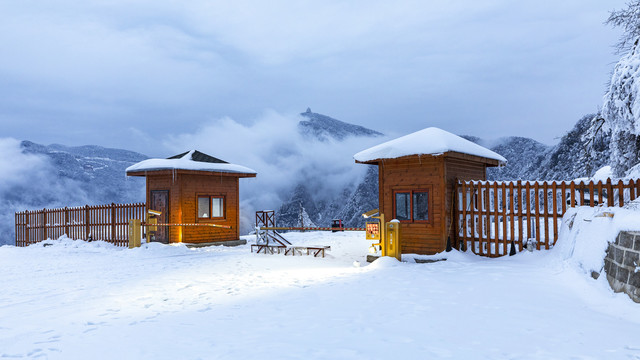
[604,231,640,303]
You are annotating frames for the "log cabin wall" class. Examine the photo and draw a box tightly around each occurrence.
[179,174,239,243]
[378,155,446,254]
[146,172,240,243]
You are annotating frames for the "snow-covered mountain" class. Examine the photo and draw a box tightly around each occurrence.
[20,141,147,205]
[277,166,379,229]
[279,112,614,229]
[461,136,550,181]
[298,108,383,141]
[0,141,146,245]
[480,114,611,181]
[277,110,382,228]
[1,110,617,245]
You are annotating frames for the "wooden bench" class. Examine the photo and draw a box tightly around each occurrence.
[252,244,331,257]
[285,245,331,258]
[251,244,287,254]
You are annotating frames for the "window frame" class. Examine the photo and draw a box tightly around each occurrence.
[392,188,431,224]
[196,194,226,221]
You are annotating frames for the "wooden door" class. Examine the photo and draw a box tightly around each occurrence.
[150,190,169,243]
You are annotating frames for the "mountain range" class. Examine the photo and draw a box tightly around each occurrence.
[19,141,148,205]
[277,112,612,229]
[0,109,613,245]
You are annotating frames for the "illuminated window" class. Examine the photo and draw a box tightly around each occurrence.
[394,190,428,222]
[197,196,225,219]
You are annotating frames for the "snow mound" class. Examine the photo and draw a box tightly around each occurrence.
[554,207,640,275]
[367,256,401,268]
[592,165,613,182]
[624,163,640,180]
[31,235,196,258]
[36,236,120,251]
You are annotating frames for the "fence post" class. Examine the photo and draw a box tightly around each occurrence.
[85,205,90,241]
[501,182,507,255]
[606,178,613,207]
[517,180,523,248]
[618,180,624,207]
[570,182,575,207]
[509,181,515,251]
[15,212,18,246]
[42,208,47,242]
[111,203,116,244]
[525,182,531,246]
[484,182,490,256]
[543,182,549,250]
[25,210,30,245]
[469,182,476,254]
[534,183,540,250]
[461,181,467,251]
[64,207,69,237]
[552,182,558,246]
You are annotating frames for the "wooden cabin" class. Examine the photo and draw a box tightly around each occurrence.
[126,150,256,245]
[354,127,506,255]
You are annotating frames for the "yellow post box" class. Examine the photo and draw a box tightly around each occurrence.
[128,219,141,249]
[385,220,401,261]
[363,209,385,256]
[146,209,161,243]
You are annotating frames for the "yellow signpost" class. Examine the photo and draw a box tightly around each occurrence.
[146,209,159,242]
[363,209,401,260]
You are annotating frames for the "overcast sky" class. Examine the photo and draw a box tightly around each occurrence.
[0,0,628,156]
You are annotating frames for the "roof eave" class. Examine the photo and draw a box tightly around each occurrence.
[442,151,505,167]
[355,151,505,167]
[126,169,257,178]
[354,159,379,165]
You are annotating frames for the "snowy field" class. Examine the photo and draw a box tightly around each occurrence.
[1,226,640,359]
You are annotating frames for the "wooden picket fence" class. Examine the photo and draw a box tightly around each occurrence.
[454,178,640,257]
[15,203,146,247]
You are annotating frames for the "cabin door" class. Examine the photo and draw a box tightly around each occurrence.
[150,190,169,244]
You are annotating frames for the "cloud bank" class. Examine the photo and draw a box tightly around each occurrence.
[163,110,387,230]
[0,0,626,151]
[0,138,92,245]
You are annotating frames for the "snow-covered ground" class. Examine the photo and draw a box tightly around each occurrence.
[1,226,640,359]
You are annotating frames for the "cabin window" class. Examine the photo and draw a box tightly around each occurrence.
[197,196,225,219]
[394,190,429,222]
[395,192,411,221]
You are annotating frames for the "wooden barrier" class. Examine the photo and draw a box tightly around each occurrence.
[454,178,640,257]
[15,203,146,247]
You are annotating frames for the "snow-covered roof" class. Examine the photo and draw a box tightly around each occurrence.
[353,127,507,164]
[126,150,257,176]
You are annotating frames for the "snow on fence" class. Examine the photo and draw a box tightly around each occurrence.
[14,203,146,247]
[454,178,640,257]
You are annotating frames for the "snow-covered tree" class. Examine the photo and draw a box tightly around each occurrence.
[607,1,640,54]
[598,1,640,177]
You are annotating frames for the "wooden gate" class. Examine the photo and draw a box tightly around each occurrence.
[454,179,640,257]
